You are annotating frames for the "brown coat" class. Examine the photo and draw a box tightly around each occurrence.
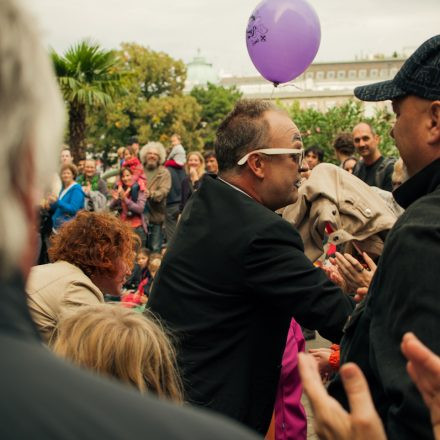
[283,163,397,261]
[145,165,171,224]
[26,261,104,343]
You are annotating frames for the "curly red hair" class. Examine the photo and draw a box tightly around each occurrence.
[49,211,140,279]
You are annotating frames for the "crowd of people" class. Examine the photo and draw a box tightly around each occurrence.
[1,1,440,439]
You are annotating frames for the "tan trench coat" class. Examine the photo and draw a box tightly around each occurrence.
[283,163,397,261]
[26,261,104,343]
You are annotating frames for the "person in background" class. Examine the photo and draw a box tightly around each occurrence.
[342,156,358,174]
[77,159,108,197]
[305,145,325,170]
[60,146,73,165]
[204,150,219,175]
[352,122,395,191]
[53,304,183,401]
[333,133,355,166]
[180,151,205,211]
[166,134,186,168]
[46,163,84,232]
[77,159,86,176]
[123,248,152,305]
[139,142,171,253]
[129,136,140,159]
[110,167,147,246]
[122,146,146,190]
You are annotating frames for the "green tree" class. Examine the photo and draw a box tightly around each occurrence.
[52,40,124,161]
[190,83,242,149]
[87,43,202,156]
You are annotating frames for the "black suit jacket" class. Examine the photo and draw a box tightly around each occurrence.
[0,272,258,440]
[148,174,354,434]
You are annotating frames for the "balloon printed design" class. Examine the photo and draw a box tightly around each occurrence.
[246,0,321,85]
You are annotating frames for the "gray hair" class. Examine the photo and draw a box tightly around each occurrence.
[0,0,64,275]
[139,142,167,165]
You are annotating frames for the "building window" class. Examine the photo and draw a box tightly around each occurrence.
[370,69,378,78]
[327,71,335,79]
[348,70,357,79]
[337,70,346,79]
[380,68,388,78]
[359,69,367,79]
[306,72,314,79]
[316,71,324,80]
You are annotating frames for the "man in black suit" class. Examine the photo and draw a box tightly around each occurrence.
[148,99,355,434]
[0,1,259,439]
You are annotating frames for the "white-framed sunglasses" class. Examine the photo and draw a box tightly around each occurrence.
[237,148,305,166]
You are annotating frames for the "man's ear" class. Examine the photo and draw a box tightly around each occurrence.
[427,101,440,145]
[246,154,266,179]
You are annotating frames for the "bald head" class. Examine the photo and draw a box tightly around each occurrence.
[352,122,381,164]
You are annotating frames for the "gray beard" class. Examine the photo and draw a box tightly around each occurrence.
[146,162,159,170]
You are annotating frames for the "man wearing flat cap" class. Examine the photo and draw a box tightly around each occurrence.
[328,35,440,440]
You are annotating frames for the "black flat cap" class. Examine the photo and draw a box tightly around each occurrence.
[354,35,440,102]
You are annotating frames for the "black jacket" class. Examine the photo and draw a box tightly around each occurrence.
[148,174,354,434]
[0,272,259,439]
[329,159,440,440]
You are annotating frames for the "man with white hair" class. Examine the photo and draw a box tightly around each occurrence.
[0,1,259,438]
[140,142,171,252]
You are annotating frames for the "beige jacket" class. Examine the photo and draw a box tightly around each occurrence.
[145,166,171,224]
[26,261,104,343]
[283,163,397,261]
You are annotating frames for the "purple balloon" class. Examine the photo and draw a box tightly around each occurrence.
[246,0,321,85]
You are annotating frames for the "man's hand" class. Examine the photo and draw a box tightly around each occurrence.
[401,333,440,440]
[299,353,386,440]
[329,252,376,296]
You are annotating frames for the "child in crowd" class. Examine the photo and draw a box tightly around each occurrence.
[165,134,186,168]
[121,146,146,190]
[122,248,152,306]
[52,304,183,403]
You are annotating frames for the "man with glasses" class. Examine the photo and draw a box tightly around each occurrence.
[148,99,355,435]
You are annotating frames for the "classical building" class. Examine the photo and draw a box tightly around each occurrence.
[219,58,406,116]
[185,50,219,92]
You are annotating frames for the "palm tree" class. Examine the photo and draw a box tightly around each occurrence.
[52,40,124,162]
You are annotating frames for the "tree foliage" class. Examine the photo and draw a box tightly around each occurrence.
[52,40,124,161]
[190,83,242,149]
[87,43,202,158]
[281,100,397,163]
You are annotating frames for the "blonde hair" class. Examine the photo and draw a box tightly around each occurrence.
[185,151,205,176]
[0,0,64,275]
[52,305,183,403]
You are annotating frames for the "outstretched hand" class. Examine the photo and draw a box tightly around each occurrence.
[298,353,386,440]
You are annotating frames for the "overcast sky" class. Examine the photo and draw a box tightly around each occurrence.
[23,0,440,77]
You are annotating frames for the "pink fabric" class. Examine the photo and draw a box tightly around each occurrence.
[274,319,307,440]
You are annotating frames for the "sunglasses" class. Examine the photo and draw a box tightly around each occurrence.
[237,148,305,166]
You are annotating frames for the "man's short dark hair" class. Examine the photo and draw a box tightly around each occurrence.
[333,133,355,156]
[215,99,280,172]
[203,150,216,161]
[305,145,324,163]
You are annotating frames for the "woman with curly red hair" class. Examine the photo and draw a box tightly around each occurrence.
[26,211,139,343]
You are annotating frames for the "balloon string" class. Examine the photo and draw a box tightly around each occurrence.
[270,86,276,101]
